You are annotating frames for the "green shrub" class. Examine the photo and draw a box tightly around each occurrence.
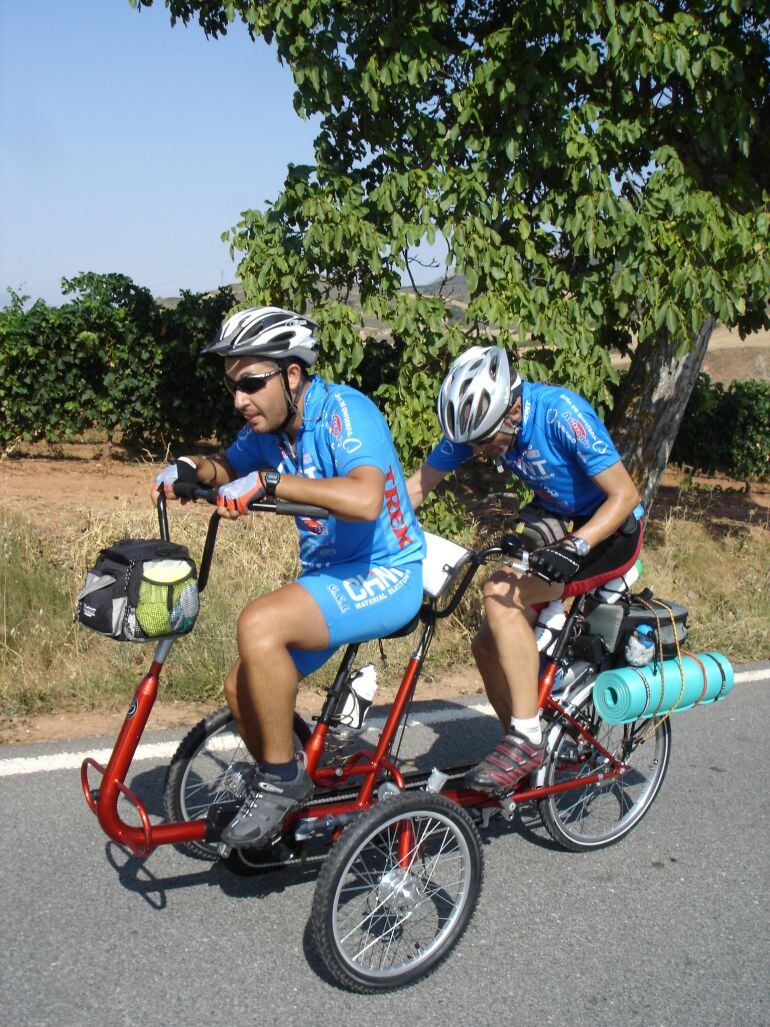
[672,374,769,481]
[0,274,239,451]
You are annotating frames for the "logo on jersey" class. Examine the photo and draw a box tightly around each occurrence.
[330,413,342,438]
[342,438,362,454]
[300,517,326,535]
[567,416,588,446]
[592,440,609,455]
[384,468,414,550]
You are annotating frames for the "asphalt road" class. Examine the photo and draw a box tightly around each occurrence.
[1,665,768,1026]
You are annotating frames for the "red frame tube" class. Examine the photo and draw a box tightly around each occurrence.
[82,641,627,856]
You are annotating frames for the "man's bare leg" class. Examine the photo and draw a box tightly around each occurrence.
[223,581,330,764]
[477,569,563,722]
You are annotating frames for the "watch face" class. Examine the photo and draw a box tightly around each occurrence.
[264,470,280,494]
[572,536,590,556]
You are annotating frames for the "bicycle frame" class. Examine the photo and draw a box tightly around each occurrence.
[81,498,631,858]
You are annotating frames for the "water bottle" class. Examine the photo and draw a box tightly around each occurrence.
[596,559,642,604]
[534,600,567,656]
[334,664,378,730]
[426,768,449,793]
[624,623,656,667]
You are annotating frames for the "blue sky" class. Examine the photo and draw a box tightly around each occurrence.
[0,1,320,304]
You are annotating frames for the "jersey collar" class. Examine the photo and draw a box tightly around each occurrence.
[298,375,326,428]
[509,379,533,454]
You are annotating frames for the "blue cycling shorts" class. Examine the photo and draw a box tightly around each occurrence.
[289,560,423,678]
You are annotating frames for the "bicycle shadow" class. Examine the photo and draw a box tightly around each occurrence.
[105,840,323,911]
[391,699,565,853]
[107,698,562,913]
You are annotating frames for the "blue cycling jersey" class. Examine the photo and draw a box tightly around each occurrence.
[427,380,644,519]
[226,376,426,571]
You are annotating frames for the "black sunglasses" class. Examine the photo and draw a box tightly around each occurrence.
[223,369,282,395]
[472,419,519,446]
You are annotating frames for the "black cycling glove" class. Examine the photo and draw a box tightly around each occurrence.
[530,538,584,583]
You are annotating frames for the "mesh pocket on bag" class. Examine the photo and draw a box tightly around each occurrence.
[133,560,199,639]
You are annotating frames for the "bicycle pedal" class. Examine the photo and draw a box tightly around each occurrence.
[498,797,517,821]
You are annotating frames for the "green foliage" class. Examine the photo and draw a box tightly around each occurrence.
[0,274,239,451]
[672,375,770,481]
[139,0,768,474]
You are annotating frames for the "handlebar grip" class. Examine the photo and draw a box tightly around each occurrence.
[171,481,218,503]
[247,499,330,519]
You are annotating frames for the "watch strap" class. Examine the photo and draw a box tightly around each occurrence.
[263,470,281,497]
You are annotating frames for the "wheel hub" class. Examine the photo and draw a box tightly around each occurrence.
[376,866,425,913]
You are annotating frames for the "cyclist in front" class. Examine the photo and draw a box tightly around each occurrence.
[152,307,425,848]
[406,346,643,797]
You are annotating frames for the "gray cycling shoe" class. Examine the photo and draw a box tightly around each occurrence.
[220,758,313,849]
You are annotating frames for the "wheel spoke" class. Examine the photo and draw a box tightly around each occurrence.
[541,694,670,850]
[317,796,482,988]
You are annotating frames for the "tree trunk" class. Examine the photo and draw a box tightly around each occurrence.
[608,316,716,509]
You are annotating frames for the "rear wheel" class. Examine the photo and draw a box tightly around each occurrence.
[163,705,311,860]
[539,686,671,852]
[312,792,483,992]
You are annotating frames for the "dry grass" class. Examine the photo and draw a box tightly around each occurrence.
[640,513,769,658]
[1,503,766,719]
[0,505,481,717]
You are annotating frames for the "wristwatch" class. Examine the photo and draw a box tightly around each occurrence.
[568,534,591,557]
[263,470,281,497]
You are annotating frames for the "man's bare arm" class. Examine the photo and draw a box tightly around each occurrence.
[577,462,641,549]
[406,463,448,511]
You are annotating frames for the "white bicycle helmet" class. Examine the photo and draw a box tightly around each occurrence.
[202,306,319,366]
[437,345,522,444]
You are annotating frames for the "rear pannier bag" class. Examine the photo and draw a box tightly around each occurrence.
[616,594,688,663]
[583,591,688,664]
[75,539,199,642]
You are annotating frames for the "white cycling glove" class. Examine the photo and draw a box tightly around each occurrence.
[217,471,267,515]
[154,456,197,485]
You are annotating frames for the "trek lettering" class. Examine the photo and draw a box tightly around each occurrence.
[384,468,414,549]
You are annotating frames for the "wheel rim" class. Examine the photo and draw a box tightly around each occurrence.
[331,807,474,980]
[178,723,253,823]
[546,705,669,845]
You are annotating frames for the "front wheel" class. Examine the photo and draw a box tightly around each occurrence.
[538,685,671,852]
[311,792,483,992]
[163,705,311,860]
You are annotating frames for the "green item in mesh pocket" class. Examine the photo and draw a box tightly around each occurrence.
[75,539,199,642]
[134,560,200,637]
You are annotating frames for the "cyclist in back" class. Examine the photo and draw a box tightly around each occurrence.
[152,307,425,848]
[407,346,643,796]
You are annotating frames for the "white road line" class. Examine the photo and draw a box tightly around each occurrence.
[730,668,768,684]
[0,670,765,779]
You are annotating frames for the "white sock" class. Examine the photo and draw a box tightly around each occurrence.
[510,715,542,745]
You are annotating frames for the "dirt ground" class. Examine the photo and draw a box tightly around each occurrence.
[610,323,770,382]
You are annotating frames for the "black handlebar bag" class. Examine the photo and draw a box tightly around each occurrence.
[75,539,199,642]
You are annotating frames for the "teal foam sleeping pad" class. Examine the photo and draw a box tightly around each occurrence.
[592,652,734,724]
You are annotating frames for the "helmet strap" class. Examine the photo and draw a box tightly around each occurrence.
[276,362,306,433]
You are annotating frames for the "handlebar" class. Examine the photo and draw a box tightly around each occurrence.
[170,481,330,521]
[155,487,330,595]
